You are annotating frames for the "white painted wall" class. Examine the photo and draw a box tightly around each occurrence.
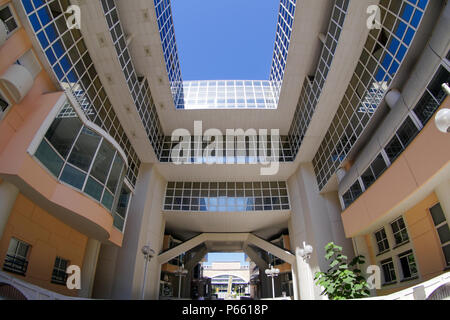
[109,164,166,300]
[288,163,354,299]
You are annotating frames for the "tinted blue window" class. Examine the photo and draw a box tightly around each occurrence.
[22,0,34,14]
[29,13,41,32]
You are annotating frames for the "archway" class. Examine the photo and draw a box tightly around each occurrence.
[0,283,28,300]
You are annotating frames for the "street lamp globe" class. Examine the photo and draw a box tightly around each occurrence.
[435,108,450,133]
[142,245,155,257]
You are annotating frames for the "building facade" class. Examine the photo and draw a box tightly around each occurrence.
[0,0,448,300]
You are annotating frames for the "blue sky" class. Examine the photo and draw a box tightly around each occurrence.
[171,0,279,80]
[203,252,249,267]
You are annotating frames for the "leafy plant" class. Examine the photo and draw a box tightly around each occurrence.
[314,242,370,300]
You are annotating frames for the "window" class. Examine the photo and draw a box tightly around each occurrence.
[384,117,420,164]
[381,258,396,284]
[391,217,409,246]
[51,257,69,285]
[413,66,450,126]
[0,89,10,118]
[375,228,390,254]
[429,203,450,267]
[114,185,132,231]
[35,103,127,213]
[0,4,19,37]
[3,238,30,276]
[398,250,418,280]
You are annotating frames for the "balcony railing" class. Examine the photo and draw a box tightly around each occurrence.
[3,255,28,276]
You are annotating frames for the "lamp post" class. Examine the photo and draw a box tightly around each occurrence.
[175,263,188,299]
[141,245,155,300]
[435,83,450,133]
[265,264,280,299]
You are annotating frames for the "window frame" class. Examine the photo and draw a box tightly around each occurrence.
[0,86,12,120]
[380,258,397,285]
[0,3,20,39]
[51,256,69,286]
[429,203,450,268]
[374,227,390,255]
[390,216,410,247]
[3,238,31,276]
[397,250,418,281]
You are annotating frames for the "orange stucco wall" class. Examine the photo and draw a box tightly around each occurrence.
[403,193,446,281]
[342,97,450,237]
[0,193,88,296]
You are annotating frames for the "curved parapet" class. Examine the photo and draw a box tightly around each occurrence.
[0,64,33,103]
[0,91,129,246]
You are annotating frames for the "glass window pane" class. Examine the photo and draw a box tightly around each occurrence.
[106,155,124,193]
[361,167,376,189]
[430,203,446,226]
[437,224,450,245]
[115,186,131,218]
[60,164,86,190]
[45,108,83,159]
[396,117,419,148]
[371,154,387,178]
[102,190,114,210]
[67,127,101,171]
[84,177,103,201]
[443,244,450,266]
[385,135,403,163]
[35,139,64,177]
[90,140,115,183]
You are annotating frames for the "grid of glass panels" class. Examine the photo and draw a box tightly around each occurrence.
[341,63,449,209]
[289,0,349,156]
[20,0,140,186]
[101,0,165,157]
[182,80,277,110]
[163,182,290,212]
[313,0,429,190]
[270,0,297,99]
[34,103,128,221]
[160,135,294,163]
[154,0,184,109]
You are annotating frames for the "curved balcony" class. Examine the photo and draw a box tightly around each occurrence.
[0,91,129,245]
[0,64,34,103]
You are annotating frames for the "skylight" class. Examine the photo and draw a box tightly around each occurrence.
[154,0,297,109]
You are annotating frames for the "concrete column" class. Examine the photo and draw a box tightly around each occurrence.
[435,179,450,223]
[78,238,101,298]
[91,243,119,299]
[0,180,19,240]
[288,163,354,299]
[295,248,315,300]
[110,164,166,300]
[291,262,299,300]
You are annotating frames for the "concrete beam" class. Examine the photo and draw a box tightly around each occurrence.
[242,245,269,271]
[246,234,295,264]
